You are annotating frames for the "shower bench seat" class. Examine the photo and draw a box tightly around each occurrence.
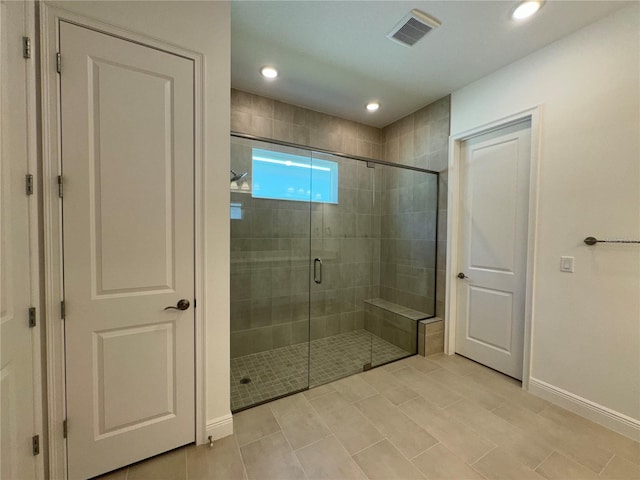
[363,298,443,357]
[363,298,429,322]
[363,298,430,354]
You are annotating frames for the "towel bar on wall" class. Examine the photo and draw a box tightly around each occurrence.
[584,236,640,246]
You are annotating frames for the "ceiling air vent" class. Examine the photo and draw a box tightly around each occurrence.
[387,9,441,47]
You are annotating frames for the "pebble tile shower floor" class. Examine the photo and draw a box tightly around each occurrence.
[230,330,410,411]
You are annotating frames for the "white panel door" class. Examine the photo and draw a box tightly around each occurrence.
[60,22,195,479]
[0,2,42,479]
[456,121,531,380]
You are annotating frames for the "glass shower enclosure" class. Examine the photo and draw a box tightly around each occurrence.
[230,134,438,411]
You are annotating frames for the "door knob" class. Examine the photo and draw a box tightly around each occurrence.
[164,299,190,311]
[457,272,468,279]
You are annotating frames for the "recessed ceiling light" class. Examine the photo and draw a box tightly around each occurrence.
[366,102,380,112]
[260,66,278,79]
[512,1,543,20]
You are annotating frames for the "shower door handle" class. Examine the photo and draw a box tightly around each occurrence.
[314,258,323,284]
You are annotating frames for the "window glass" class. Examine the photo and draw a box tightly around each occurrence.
[252,148,339,204]
[230,202,243,220]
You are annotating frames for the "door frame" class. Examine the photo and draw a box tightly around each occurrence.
[0,1,44,478]
[40,6,206,478]
[444,106,542,390]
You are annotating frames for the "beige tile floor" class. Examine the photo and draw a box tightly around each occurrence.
[96,354,640,480]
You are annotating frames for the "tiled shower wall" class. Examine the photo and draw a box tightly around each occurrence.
[309,158,382,345]
[231,89,383,160]
[382,96,451,318]
[230,89,450,356]
[230,140,312,358]
[379,165,438,315]
[230,144,383,357]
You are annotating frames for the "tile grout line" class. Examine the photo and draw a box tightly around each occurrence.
[267,399,312,479]
[184,446,188,480]
[469,461,490,480]
[368,401,439,466]
[439,401,520,451]
[233,433,250,480]
[306,432,372,480]
[281,432,310,478]
[239,428,282,449]
[359,361,539,473]
[440,396,465,410]
[454,415,498,450]
[598,452,616,476]
[238,429,295,479]
[350,438,388,458]
[532,448,556,472]
[347,453,371,479]
[471,445,498,468]
[300,392,336,446]
[290,440,314,480]
[346,400,387,449]
[396,437,432,464]
[488,399,508,412]
[555,439,615,475]
[408,441,441,461]
[303,385,336,402]
[427,369,509,408]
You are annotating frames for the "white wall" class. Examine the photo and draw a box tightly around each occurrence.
[451,4,639,431]
[48,0,232,440]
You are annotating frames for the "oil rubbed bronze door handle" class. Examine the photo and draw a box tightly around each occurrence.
[457,272,468,279]
[164,299,190,311]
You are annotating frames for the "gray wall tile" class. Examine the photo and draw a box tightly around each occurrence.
[230,89,449,357]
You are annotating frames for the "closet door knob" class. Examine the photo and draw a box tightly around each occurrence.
[164,299,190,311]
[457,272,468,279]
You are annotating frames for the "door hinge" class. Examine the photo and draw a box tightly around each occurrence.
[60,300,66,320]
[28,307,36,328]
[26,174,34,195]
[56,52,61,74]
[32,435,40,455]
[57,175,63,198]
[366,162,376,169]
[23,37,31,59]
[63,419,68,439]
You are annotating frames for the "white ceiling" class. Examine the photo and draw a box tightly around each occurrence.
[231,1,629,128]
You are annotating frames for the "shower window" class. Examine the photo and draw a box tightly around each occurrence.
[252,148,339,203]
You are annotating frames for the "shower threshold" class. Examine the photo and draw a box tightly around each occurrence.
[230,329,411,412]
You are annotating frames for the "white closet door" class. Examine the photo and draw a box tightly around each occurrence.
[60,22,195,479]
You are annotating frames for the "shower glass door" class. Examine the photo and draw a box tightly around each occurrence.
[230,136,311,411]
[371,164,438,367]
[308,152,375,387]
[230,134,438,408]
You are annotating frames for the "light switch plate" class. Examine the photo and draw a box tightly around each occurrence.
[560,256,575,273]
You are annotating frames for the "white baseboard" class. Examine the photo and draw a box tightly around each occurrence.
[204,413,234,444]
[528,377,640,441]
